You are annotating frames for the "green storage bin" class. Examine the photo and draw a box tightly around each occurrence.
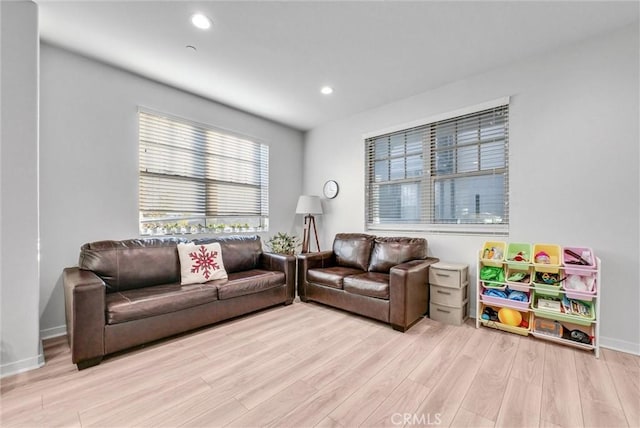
[506,242,532,268]
[531,291,595,327]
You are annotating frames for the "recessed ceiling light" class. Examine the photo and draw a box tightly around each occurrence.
[191,13,211,30]
[186,45,197,52]
[320,86,334,95]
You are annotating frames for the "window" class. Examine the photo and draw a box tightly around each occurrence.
[138,109,269,234]
[365,103,508,233]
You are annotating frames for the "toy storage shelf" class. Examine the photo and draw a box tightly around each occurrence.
[475,246,601,358]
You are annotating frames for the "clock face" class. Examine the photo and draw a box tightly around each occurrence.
[323,180,339,199]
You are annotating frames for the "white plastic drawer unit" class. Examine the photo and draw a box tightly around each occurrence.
[430,301,469,326]
[429,262,469,288]
[430,283,469,307]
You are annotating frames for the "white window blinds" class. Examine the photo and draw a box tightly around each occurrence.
[365,104,508,233]
[138,109,269,231]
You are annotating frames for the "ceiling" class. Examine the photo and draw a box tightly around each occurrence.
[37,1,639,131]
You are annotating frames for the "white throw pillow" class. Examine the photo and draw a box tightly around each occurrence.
[177,242,228,285]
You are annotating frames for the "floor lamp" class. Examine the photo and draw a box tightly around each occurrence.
[296,195,323,253]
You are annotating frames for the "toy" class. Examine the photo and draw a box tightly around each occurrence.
[484,288,508,299]
[483,247,503,260]
[564,249,591,266]
[564,274,595,292]
[535,251,550,264]
[507,271,527,282]
[507,290,528,302]
[480,266,505,287]
[562,325,592,344]
[535,318,562,337]
[498,307,522,326]
[482,307,499,321]
[535,271,564,285]
[510,251,528,262]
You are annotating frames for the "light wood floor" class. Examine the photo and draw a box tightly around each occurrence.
[1,301,638,427]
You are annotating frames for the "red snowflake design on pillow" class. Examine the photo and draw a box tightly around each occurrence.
[189,245,220,280]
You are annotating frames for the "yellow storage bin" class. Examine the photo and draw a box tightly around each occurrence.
[532,243,562,273]
[481,241,506,267]
[479,304,531,336]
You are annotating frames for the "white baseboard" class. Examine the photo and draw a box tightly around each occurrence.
[599,335,640,356]
[40,324,67,340]
[0,341,45,378]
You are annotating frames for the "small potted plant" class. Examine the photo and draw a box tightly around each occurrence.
[265,232,300,255]
[178,221,189,234]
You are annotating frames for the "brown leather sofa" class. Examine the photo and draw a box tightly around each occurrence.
[297,233,438,332]
[63,235,295,369]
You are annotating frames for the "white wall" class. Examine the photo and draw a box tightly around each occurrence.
[38,44,304,336]
[303,24,639,353]
[0,0,43,376]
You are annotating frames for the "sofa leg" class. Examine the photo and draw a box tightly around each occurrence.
[76,357,103,370]
[391,324,408,333]
[284,299,294,306]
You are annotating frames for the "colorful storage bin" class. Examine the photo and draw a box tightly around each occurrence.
[531,291,595,327]
[480,285,530,310]
[532,243,562,273]
[505,242,532,268]
[530,314,594,349]
[563,273,597,301]
[562,246,596,275]
[505,265,533,292]
[532,269,564,297]
[481,241,506,267]
[479,304,531,336]
[479,263,506,289]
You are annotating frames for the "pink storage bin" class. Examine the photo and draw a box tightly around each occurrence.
[481,286,530,310]
[481,281,506,290]
[563,274,597,301]
[562,246,596,275]
[505,265,533,292]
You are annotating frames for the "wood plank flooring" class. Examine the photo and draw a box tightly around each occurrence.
[1,301,638,427]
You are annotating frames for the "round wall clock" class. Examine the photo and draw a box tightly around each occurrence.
[323,180,339,199]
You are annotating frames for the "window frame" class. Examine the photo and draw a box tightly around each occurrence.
[364,97,509,235]
[138,108,269,235]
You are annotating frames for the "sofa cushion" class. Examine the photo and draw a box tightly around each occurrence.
[177,242,228,284]
[368,237,427,273]
[333,233,375,271]
[106,282,219,324]
[307,266,365,290]
[193,235,262,274]
[343,272,390,299]
[216,269,285,300]
[79,238,187,293]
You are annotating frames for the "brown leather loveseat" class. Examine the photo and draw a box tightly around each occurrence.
[63,235,295,369]
[297,233,438,332]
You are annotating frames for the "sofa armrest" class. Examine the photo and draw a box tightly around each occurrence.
[389,257,440,331]
[63,267,106,367]
[296,251,336,300]
[259,252,296,304]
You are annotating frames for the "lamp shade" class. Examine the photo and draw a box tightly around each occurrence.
[296,195,323,215]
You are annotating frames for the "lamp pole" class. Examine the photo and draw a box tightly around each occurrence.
[302,214,320,253]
